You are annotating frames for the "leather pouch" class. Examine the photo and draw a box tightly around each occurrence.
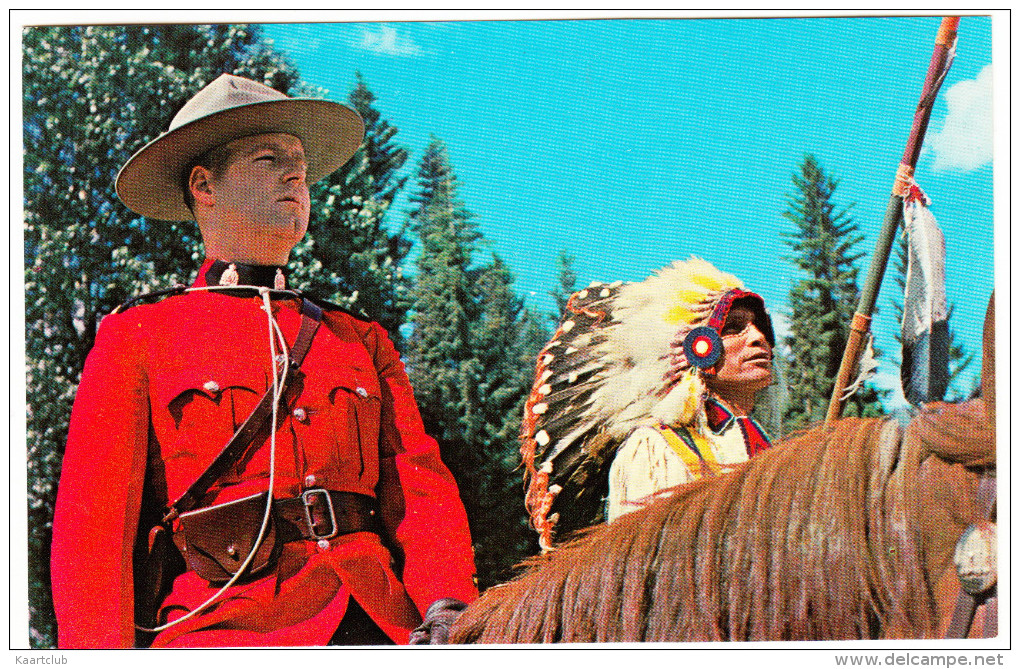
[175,491,281,583]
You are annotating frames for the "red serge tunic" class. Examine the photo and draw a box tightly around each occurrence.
[51,261,478,648]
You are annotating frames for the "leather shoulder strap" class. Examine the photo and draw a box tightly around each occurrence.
[111,284,188,314]
[163,298,322,522]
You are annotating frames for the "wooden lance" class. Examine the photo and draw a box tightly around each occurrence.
[825,16,960,424]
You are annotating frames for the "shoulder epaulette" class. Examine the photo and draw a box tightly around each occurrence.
[110,284,188,315]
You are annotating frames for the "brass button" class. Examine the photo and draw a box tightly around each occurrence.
[203,380,220,393]
[304,474,317,487]
[355,386,369,398]
[293,407,308,422]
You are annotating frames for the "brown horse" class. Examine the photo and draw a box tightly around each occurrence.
[451,298,996,643]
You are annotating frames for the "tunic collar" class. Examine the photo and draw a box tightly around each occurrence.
[704,396,772,457]
[198,258,288,290]
[704,396,737,434]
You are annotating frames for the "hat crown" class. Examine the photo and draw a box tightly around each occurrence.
[169,74,289,132]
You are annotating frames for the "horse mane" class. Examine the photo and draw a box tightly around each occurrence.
[452,408,993,643]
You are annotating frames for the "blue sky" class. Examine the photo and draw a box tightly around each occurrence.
[266,15,996,406]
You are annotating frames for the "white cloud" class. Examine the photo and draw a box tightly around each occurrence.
[928,64,993,172]
[354,25,422,57]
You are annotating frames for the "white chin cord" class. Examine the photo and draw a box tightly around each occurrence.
[136,285,288,634]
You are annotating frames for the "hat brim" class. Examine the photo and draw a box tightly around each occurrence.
[116,98,364,221]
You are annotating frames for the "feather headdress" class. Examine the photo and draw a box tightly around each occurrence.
[521,257,774,549]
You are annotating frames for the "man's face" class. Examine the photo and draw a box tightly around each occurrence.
[207,133,310,252]
[705,303,773,401]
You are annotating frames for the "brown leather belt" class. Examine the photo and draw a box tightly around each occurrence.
[274,489,380,543]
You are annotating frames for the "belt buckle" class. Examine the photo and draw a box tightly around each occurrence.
[301,488,338,540]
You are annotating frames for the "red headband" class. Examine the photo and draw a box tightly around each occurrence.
[707,288,775,347]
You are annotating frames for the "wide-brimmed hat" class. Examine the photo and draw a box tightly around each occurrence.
[116,73,365,221]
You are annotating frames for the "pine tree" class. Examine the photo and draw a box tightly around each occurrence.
[405,139,479,422]
[781,155,884,429]
[468,258,550,580]
[548,248,578,320]
[890,236,976,401]
[348,72,409,209]
[405,139,544,586]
